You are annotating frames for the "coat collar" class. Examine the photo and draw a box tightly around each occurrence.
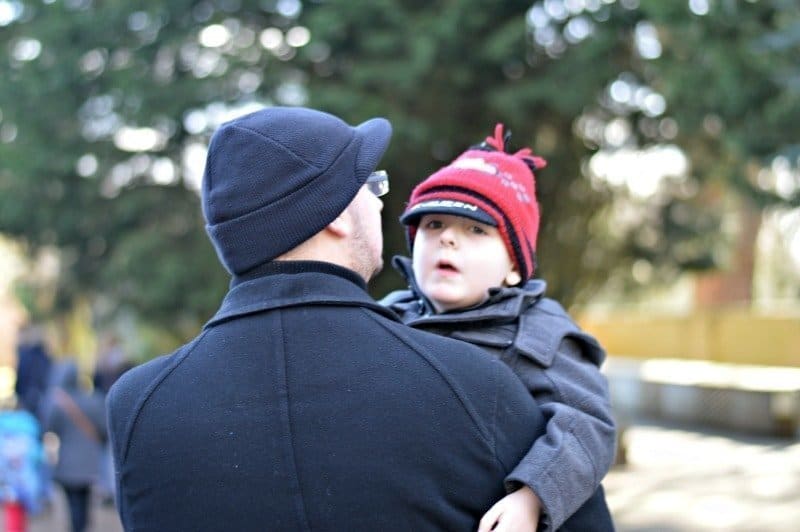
[206,261,400,328]
[390,255,547,326]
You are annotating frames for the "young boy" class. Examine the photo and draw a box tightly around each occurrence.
[382,125,616,531]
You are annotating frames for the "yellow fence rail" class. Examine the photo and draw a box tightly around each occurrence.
[578,308,800,367]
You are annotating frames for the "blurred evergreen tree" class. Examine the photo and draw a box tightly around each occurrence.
[298,0,799,302]
[0,0,797,351]
[0,0,302,331]
[300,0,626,302]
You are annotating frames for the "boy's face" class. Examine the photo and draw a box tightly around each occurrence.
[412,213,517,313]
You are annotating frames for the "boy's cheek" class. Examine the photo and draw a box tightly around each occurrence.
[411,248,432,278]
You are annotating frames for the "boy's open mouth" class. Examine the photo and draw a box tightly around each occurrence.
[435,259,459,272]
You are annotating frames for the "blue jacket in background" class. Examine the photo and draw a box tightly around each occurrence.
[0,410,49,513]
[107,261,545,531]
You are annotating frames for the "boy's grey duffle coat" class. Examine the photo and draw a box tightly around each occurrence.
[384,257,617,531]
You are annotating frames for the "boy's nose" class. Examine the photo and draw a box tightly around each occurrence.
[439,228,457,247]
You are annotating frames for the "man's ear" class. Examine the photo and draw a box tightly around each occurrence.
[326,207,353,238]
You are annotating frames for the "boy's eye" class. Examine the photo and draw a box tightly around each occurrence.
[469,225,487,235]
[424,219,443,229]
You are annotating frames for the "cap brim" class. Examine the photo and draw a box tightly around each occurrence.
[354,117,392,185]
[400,201,497,227]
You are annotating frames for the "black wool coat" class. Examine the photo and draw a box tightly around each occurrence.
[108,261,545,532]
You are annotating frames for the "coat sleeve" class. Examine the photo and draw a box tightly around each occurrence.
[106,372,137,521]
[105,354,172,525]
[504,337,616,531]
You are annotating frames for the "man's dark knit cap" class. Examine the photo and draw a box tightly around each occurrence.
[202,106,392,275]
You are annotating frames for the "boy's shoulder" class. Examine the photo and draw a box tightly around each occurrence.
[518,295,606,367]
[522,292,574,325]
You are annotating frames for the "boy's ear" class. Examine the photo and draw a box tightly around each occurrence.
[505,270,522,287]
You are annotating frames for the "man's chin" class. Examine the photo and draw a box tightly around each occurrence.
[368,258,384,282]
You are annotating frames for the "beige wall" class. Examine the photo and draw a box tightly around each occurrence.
[0,294,25,368]
[1,237,26,368]
[579,309,800,367]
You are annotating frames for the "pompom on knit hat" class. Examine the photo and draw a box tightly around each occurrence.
[202,106,392,275]
[400,124,546,283]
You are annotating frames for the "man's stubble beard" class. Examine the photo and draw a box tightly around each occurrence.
[349,212,383,282]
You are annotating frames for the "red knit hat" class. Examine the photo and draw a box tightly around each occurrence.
[400,124,547,283]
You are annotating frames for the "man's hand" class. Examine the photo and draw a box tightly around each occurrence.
[477,485,542,532]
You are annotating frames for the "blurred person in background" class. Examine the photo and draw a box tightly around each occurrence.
[40,361,107,532]
[14,324,52,419]
[92,334,133,396]
[92,333,133,507]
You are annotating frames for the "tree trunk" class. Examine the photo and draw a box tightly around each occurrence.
[694,196,762,308]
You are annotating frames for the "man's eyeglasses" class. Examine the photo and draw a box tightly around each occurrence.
[366,170,389,197]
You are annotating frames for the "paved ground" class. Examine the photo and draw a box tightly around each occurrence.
[606,420,800,531]
[21,493,122,532]
[18,420,800,532]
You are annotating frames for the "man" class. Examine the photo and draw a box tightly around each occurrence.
[107,107,545,531]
